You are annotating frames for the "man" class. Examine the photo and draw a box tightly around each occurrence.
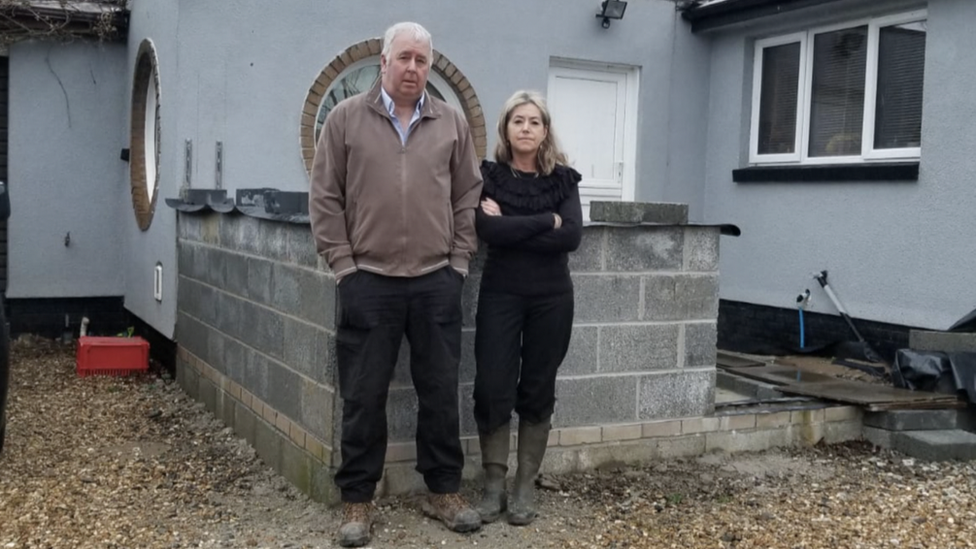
[309,21,483,548]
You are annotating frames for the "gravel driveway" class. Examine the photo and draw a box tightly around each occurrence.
[1,337,974,548]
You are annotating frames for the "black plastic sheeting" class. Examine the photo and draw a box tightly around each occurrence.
[892,350,976,403]
[949,308,976,332]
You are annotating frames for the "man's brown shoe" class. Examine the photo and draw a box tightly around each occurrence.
[421,492,482,533]
[337,502,374,547]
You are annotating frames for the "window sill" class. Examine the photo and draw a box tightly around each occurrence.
[733,162,919,183]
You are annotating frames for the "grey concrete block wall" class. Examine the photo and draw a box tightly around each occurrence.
[176,214,339,486]
[176,210,723,498]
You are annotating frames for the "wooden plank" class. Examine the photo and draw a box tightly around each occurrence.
[724,364,837,385]
[778,380,960,407]
[717,351,766,370]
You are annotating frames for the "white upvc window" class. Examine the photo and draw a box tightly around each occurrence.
[749,11,927,165]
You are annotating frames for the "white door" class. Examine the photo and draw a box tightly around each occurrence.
[548,62,638,221]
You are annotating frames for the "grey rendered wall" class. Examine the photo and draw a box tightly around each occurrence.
[6,41,127,298]
[166,0,708,215]
[122,0,182,337]
[701,0,975,330]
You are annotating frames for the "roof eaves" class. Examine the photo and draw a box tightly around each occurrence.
[680,0,844,32]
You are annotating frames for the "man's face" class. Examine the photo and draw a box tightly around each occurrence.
[380,33,431,105]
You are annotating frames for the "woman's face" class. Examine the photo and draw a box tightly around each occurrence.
[506,103,548,159]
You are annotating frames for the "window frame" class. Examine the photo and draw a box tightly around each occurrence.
[749,10,927,166]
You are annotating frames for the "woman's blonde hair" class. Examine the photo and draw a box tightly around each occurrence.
[493,90,568,175]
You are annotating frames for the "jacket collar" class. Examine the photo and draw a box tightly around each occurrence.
[366,79,441,120]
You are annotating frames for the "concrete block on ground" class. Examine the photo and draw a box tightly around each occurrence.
[864,409,962,431]
[892,429,976,462]
[909,330,976,353]
[604,226,684,272]
[598,323,679,372]
[572,274,642,323]
[862,425,893,448]
[272,263,335,329]
[589,201,688,225]
[638,370,715,420]
[824,421,862,444]
[554,376,639,427]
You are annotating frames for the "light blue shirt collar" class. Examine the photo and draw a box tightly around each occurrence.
[380,87,425,145]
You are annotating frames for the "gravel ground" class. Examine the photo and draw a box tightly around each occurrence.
[2,337,975,548]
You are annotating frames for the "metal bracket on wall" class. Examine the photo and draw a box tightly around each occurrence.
[184,140,192,188]
[215,141,223,190]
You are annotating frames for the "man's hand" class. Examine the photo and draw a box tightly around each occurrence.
[481,198,501,217]
[553,213,562,229]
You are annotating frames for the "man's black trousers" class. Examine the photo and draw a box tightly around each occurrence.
[334,267,464,503]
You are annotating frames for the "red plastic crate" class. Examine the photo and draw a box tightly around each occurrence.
[76,336,150,377]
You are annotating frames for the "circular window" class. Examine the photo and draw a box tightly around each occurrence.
[130,39,161,231]
[301,38,487,174]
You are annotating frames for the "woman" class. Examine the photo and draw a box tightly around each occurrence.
[473,90,582,526]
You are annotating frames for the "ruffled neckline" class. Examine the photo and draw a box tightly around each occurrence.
[481,160,581,211]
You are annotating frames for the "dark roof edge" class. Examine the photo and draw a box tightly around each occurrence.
[681,0,844,32]
[1,3,130,41]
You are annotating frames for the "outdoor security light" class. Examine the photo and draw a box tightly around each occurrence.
[597,0,627,28]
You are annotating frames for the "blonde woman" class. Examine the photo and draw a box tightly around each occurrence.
[473,90,582,526]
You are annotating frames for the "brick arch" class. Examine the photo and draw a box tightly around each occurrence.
[300,38,487,175]
[130,38,161,231]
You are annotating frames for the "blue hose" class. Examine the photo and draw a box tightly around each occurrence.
[798,308,805,349]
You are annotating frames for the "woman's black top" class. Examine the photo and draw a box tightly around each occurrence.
[475,160,583,296]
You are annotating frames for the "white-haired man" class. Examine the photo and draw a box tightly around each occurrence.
[309,21,483,547]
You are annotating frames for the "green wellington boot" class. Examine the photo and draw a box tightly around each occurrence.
[508,418,551,526]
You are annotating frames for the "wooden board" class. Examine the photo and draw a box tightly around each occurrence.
[725,365,962,411]
[777,381,961,411]
[717,351,766,370]
[724,365,837,385]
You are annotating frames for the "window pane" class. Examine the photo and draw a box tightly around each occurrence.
[875,21,926,149]
[757,42,801,155]
[808,26,868,157]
